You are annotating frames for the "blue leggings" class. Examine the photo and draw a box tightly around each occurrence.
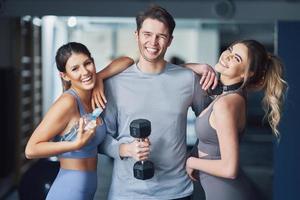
[46,168,97,200]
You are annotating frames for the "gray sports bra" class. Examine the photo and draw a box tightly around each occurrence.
[195,90,246,160]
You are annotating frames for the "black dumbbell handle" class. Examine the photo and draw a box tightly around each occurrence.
[137,138,148,164]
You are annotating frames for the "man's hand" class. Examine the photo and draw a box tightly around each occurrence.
[119,138,151,161]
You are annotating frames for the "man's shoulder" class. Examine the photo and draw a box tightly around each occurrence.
[166,62,183,70]
[166,62,197,79]
[105,64,136,82]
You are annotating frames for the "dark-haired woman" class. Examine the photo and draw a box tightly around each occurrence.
[25,42,133,200]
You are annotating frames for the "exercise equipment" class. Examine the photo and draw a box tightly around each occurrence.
[130,119,154,180]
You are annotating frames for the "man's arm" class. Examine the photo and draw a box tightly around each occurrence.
[191,73,212,116]
[98,78,123,158]
[98,79,150,161]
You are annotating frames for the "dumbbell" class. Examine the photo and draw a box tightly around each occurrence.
[130,119,154,180]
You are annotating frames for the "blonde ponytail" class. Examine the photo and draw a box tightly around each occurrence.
[261,54,288,138]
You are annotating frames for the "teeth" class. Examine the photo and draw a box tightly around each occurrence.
[82,76,92,82]
[146,47,158,53]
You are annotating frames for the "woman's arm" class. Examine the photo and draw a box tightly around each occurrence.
[25,94,96,159]
[183,63,218,90]
[186,95,245,179]
[92,56,134,109]
[96,56,134,80]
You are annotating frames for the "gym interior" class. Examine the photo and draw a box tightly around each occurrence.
[0,0,300,200]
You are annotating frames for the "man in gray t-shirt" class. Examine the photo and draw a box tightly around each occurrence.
[99,6,213,200]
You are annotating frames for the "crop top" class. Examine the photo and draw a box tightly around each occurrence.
[55,89,106,159]
[195,90,246,160]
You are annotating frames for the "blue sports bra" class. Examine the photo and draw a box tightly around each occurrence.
[55,89,106,159]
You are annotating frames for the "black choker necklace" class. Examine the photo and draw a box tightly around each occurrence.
[208,81,243,96]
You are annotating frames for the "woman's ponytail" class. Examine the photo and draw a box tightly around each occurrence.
[261,54,288,138]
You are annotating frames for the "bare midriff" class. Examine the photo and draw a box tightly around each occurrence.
[60,157,97,171]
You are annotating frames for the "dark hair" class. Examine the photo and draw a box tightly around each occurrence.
[235,39,288,138]
[136,5,176,36]
[55,42,93,91]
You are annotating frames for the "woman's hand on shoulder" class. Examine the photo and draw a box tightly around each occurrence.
[92,56,134,109]
[183,63,218,90]
[92,78,107,110]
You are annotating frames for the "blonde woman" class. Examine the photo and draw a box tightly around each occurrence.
[185,39,287,200]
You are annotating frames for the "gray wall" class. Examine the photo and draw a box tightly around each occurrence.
[2,0,300,20]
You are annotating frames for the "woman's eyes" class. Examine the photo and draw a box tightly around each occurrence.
[84,61,92,66]
[71,66,78,71]
[70,60,93,71]
[227,47,241,62]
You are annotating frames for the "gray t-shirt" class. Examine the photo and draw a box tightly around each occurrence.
[100,63,210,200]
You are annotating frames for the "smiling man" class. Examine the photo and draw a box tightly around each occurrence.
[99,6,211,200]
